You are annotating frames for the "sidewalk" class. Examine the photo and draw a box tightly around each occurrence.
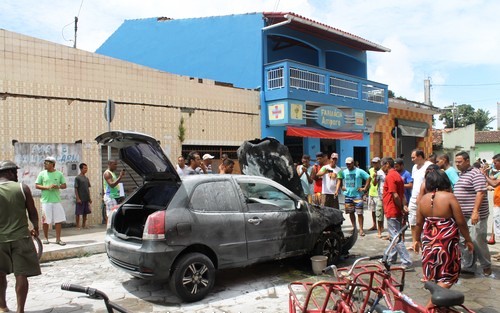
[39,224,107,262]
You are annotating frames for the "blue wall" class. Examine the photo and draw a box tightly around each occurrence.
[97,14,264,89]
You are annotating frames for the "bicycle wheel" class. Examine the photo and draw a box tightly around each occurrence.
[32,236,43,260]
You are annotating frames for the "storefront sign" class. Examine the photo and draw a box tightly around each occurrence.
[314,107,345,129]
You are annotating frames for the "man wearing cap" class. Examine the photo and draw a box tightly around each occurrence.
[201,154,215,174]
[315,153,343,209]
[342,157,371,236]
[311,152,328,205]
[35,156,67,245]
[367,157,382,234]
[0,160,41,313]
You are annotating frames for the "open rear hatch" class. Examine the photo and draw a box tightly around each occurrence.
[96,131,181,240]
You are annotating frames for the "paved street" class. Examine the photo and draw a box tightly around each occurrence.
[3,224,499,313]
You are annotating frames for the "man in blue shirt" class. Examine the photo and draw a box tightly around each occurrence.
[395,158,413,204]
[342,157,371,236]
[437,154,459,189]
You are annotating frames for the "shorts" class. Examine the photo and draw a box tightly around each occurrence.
[375,198,384,222]
[312,192,322,206]
[367,195,378,212]
[75,201,92,216]
[41,202,66,225]
[322,194,339,209]
[494,206,500,237]
[0,237,41,277]
[104,196,118,217]
[408,202,417,226]
[345,196,364,215]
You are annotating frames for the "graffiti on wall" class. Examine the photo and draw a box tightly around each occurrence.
[14,143,82,223]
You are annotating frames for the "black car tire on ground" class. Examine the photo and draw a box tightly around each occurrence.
[169,252,216,302]
[313,231,342,265]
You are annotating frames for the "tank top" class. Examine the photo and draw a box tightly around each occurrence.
[103,170,120,199]
[0,181,30,242]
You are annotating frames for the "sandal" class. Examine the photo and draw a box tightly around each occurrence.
[43,240,50,244]
[488,236,496,245]
[0,306,9,312]
[56,240,66,246]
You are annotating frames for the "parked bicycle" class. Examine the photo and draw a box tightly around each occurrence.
[61,283,130,313]
[288,225,475,313]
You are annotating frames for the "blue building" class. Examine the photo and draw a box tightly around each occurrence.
[97,12,390,169]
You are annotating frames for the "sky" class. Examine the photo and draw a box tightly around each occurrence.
[1,0,499,129]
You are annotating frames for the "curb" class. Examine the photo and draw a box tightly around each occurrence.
[40,243,105,263]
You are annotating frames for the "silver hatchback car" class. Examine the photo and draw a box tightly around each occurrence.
[96,131,355,302]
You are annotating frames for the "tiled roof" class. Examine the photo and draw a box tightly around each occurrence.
[432,129,443,146]
[475,131,500,143]
[262,12,390,52]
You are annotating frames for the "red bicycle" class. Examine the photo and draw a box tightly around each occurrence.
[288,225,475,313]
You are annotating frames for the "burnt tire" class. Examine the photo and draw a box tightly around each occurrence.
[169,253,215,302]
[313,231,342,265]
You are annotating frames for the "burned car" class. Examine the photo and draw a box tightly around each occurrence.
[96,131,355,302]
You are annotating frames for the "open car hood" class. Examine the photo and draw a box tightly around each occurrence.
[95,131,180,182]
[237,137,304,198]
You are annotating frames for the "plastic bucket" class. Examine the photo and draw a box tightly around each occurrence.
[310,255,328,275]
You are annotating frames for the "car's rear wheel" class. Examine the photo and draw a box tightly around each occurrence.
[169,253,215,302]
[314,231,342,265]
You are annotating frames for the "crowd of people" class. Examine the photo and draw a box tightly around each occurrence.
[295,149,500,303]
[0,149,498,311]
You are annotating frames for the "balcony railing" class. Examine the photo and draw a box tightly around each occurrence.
[265,60,387,107]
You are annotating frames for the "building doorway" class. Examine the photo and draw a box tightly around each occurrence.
[353,146,367,171]
[284,135,304,164]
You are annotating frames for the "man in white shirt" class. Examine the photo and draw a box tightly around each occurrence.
[408,149,433,241]
[316,153,342,209]
[176,156,188,176]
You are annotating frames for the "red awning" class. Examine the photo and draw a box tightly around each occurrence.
[286,126,363,140]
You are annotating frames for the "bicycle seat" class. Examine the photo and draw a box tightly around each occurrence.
[424,281,464,307]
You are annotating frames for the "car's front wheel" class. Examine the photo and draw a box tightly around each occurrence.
[169,253,215,302]
[313,231,342,265]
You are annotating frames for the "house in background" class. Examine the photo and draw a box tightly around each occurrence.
[96,12,390,168]
[371,98,439,168]
[474,130,500,163]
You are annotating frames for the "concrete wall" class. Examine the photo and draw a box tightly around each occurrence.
[0,29,260,226]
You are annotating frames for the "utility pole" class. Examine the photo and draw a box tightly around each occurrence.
[452,102,456,130]
[73,16,78,48]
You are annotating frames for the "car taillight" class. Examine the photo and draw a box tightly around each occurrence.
[143,211,166,240]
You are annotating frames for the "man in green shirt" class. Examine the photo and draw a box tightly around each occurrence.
[35,156,67,245]
[103,159,125,222]
[0,160,41,313]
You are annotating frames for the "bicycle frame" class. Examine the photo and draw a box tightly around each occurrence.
[288,225,476,313]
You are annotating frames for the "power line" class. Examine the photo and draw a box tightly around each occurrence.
[432,82,500,87]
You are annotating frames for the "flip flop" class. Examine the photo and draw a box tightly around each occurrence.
[0,306,9,312]
[56,240,66,246]
[43,240,50,244]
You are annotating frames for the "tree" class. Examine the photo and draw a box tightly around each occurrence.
[438,104,494,131]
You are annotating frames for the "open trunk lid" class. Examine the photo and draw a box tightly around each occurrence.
[95,130,180,183]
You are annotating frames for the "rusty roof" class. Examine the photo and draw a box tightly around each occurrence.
[263,12,390,52]
[475,131,500,143]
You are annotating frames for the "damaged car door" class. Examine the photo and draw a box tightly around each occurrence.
[237,178,309,261]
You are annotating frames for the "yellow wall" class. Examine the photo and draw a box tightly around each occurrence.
[0,29,260,225]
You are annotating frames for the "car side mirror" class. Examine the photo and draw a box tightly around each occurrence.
[297,200,307,210]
